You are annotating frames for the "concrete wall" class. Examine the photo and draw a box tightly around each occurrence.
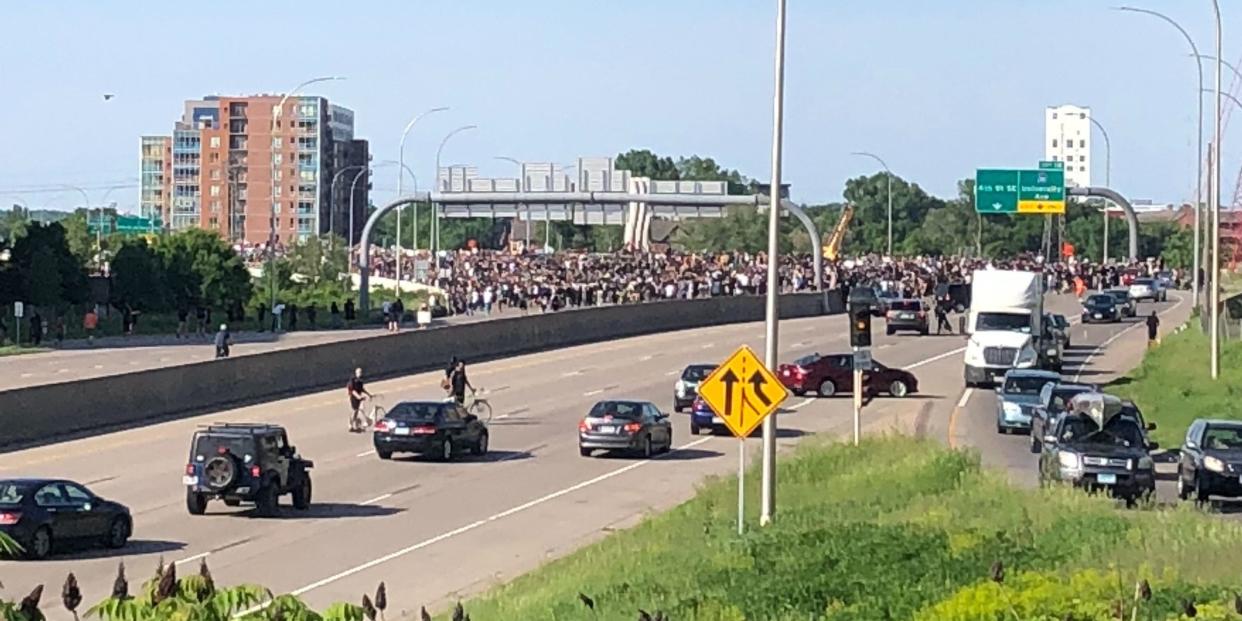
[0,290,843,450]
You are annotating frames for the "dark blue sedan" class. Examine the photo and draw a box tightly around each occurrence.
[689,396,727,435]
[0,478,132,559]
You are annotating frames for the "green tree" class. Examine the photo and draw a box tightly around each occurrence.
[110,239,167,312]
[3,222,89,308]
[675,155,750,194]
[614,149,680,180]
[156,229,252,311]
[842,173,945,255]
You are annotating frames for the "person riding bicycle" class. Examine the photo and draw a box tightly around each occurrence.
[448,359,473,405]
[347,367,372,432]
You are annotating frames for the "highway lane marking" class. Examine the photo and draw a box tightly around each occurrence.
[947,388,975,450]
[495,413,511,420]
[956,389,974,409]
[1071,294,1186,383]
[561,370,584,377]
[175,552,211,566]
[355,450,375,458]
[361,493,392,506]
[640,354,655,361]
[701,343,715,349]
[665,370,679,376]
[583,388,604,396]
[906,346,966,370]
[242,435,717,611]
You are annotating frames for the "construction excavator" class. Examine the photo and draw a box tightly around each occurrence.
[821,204,854,261]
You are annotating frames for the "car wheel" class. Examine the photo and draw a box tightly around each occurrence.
[690,422,701,435]
[889,380,909,398]
[292,475,312,510]
[792,389,806,397]
[440,439,454,462]
[27,526,52,560]
[105,517,130,549]
[641,435,654,459]
[885,326,895,336]
[579,446,592,457]
[254,484,278,517]
[1195,475,1211,506]
[673,404,683,413]
[472,432,489,457]
[817,379,837,398]
[376,448,393,460]
[186,490,208,516]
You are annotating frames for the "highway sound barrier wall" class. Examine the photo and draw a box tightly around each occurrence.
[0,291,843,450]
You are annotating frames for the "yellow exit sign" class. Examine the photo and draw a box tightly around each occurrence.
[1017,200,1065,214]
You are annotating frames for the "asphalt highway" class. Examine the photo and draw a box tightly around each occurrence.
[0,294,1148,618]
[950,293,1192,496]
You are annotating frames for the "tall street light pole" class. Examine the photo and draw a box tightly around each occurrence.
[1211,0,1223,380]
[759,0,787,529]
[433,125,477,270]
[268,76,345,311]
[396,106,448,286]
[851,151,893,256]
[495,156,529,247]
[1087,117,1112,262]
[329,164,365,244]
[1116,6,1203,312]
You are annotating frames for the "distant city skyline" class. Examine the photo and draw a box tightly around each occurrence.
[0,1,1236,213]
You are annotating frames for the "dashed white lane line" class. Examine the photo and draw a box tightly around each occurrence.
[361,493,392,506]
[665,370,679,376]
[355,450,374,458]
[700,343,714,349]
[583,388,604,397]
[240,435,717,608]
[956,388,974,409]
[495,413,511,420]
[175,551,211,566]
[561,370,583,377]
[19,373,31,378]
[640,354,654,361]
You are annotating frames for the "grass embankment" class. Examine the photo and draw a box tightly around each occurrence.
[0,344,47,357]
[458,437,1242,620]
[1111,326,1242,447]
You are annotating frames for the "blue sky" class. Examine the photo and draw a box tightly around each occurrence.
[0,1,1233,211]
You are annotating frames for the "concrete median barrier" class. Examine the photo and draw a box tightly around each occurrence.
[0,291,840,450]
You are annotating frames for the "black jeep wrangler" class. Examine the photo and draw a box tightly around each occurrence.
[183,423,313,517]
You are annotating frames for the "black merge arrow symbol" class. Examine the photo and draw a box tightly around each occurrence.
[748,370,771,407]
[720,369,739,419]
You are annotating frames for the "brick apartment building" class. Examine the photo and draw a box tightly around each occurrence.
[140,95,369,245]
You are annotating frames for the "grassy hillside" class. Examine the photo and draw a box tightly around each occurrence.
[454,436,1242,620]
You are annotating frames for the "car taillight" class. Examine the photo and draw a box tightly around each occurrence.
[886,311,896,318]
[0,512,20,525]
[623,422,642,433]
[412,425,437,435]
[578,419,590,432]
[375,419,395,432]
[185,464,195,475]
[250,465,262,478]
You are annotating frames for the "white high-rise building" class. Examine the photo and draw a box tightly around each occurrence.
[1045,104,1091,188]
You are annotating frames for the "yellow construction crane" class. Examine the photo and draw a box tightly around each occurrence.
[822,204,854,261]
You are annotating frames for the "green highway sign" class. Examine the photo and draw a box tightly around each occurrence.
[975,167,1066,214]
[1039,160,1064,170]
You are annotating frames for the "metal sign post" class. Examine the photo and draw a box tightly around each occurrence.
[13,302,23,346]
[737,439,745,535]
[852,347,870,446]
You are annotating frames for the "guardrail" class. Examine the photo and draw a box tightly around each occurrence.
[0,290,843,451]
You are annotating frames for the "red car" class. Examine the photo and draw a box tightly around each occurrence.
[777,353,918,398]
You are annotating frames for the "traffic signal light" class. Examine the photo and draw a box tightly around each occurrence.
[849,304,872,348]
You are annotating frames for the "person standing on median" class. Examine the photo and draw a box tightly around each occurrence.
[1146,311,1160,349]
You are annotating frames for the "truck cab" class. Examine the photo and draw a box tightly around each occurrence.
[963,269,1049,387]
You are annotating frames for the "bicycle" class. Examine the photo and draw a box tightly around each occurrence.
[464,388,493,423]
[351,393,386,432]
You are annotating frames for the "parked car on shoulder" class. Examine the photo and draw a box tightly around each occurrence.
[579,400,672,458]
[1177,419,1242,503]
[0,479,131,560]
[777,353,917,398]
[885,299,929,335]
[995,369,1061,434]
[373,401,489,461]
[184,423,313,517]
[673,364,715,412]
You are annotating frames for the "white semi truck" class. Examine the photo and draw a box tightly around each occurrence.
[963,269,1051,387]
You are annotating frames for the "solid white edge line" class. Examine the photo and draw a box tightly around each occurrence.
[234,436,716,612]
[175,551,210,566]
[1071,295,1185,383]
[361,493,392,506]
[956,388,974,409]
[907,346,967,370]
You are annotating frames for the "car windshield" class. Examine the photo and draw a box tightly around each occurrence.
[588,401,645,420]
[890,300,920,311]
[0,483,29,505]
[1108,291,1130,301]
[976,312,1031,332]
[1086,295,1113,306]
[1133,278,1153,286]
[794,354,821,367]
[1203,426,1242,450]
[1004,376,1051,395]
[878,289,901,299]
[388,402,444,422]
[681,366,714,381]
[1060,415,1145,447]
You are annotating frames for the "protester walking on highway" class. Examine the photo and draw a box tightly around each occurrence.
[1146,311,1160,349]
[214,324,232,359]
[83,308,97,344]
[448,359,473,405]
[935,297,953,335]
[347,367,371,432]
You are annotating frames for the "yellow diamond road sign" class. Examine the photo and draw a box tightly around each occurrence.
[697,345,789,438]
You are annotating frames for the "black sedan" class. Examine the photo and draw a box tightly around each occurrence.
[373,401,489,461]
[0,479,131,559]
[579,400,673,458]
[1178,419,1242,503]
[1081,294,1121,324]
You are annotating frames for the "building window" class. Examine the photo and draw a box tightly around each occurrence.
[210,169,221,181]
[1051,139,1058,148]
[274,202,282,214]
[211,201,221,213]
[1079,113,1086,119]
[1079,166,1086,172]
[1052,155,1059,161]
[209,136,220,148]
[1080,156,1087,164]
[1052,112,1058,119]
[272,137,282,148]
[1079,139,1086,148]
[210,185,220,197]
[273,154,282,165]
